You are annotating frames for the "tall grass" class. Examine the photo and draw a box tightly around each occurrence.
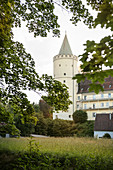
[0,137,113,157]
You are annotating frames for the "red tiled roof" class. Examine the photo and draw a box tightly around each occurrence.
[78,76,113,93]
[94,114,113,131]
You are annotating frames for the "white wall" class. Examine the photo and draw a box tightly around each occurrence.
[94,131,113,138]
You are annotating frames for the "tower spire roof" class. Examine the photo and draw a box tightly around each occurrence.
[59,33,73,55]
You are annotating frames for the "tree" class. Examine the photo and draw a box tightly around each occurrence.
[0,0,74,123]
[1,0,112,122]
[39,99,52,118]
[73,0,113,93]
[73,110,87,123]
[0,104,20,136]
[32,103,40,113]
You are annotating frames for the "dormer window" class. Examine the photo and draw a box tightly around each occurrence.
[109,85,111,88]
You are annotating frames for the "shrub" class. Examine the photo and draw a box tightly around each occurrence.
[103,133,111,139]
[35,114,48,135]
[73,110,88,123]
[51,119,74,137]
[75,121,94,137]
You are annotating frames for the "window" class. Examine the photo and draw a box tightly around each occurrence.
[93,94,96,100]
[93,113,96,117]
[84,104,87,109]
[109,85,111,88]
[108,93,111,98]
[106,102,109,107]
[64,73,66,75]
[101,103,104,107]
[69,115,71,118]
[84,96,87,100]
[93,104,96,109]
[59,64,61,67]
[78,96,80,100]
[101,94,104,98]
[77,104,79,109]
[63,80,66,83]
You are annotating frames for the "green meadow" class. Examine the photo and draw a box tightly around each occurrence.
[0,137,113,156]
[0,137,113,169]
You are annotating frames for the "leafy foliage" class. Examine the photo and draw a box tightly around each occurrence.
[0,104,20,136]
[103,133,111,139]
[0,0,74,124]
[75,121,94,137]
[73,110,88,123]
[73,0,113,93]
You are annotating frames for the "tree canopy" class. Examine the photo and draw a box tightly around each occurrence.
[0,0,74,118]
[73,110,88,123]
[73,0,113,93]
[0,0,112,121]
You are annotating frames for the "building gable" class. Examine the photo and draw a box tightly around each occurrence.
[94,114,113,131]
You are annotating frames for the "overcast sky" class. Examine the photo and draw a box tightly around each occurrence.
[13,4,112,103]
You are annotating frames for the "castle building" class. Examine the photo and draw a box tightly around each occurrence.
[53,34,113,120]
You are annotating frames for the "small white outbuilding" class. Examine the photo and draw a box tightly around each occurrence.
[94,113,113,138]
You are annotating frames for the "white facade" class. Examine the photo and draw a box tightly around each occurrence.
[53,34,78,120]
[77,91,113,120]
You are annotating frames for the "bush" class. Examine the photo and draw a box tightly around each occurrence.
[35,114,48,135]
[103,133,111,139]
[73,110,88,123]
[51,119,74,137]
[75,121,94,137]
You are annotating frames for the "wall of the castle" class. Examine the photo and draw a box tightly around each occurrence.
[53,55,78,120]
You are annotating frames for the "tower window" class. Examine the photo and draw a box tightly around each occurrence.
[63,80,66,83]
[59,64,61,67]
[69,115,71,118]
[64,73,66,75]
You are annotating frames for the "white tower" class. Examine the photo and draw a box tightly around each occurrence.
[53,33,78,120]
